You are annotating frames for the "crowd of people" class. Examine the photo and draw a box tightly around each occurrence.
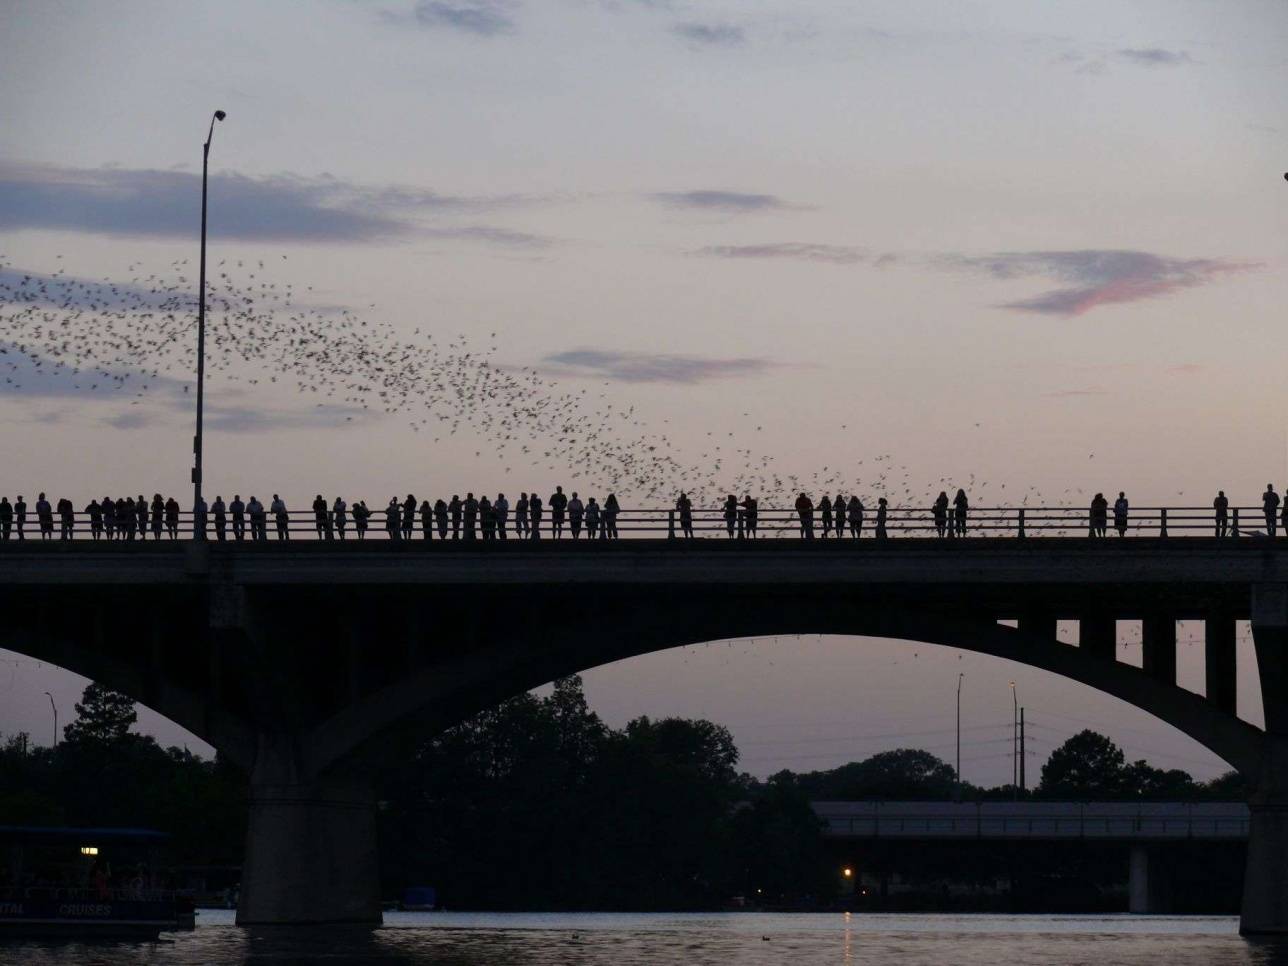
[0,486,1280,542]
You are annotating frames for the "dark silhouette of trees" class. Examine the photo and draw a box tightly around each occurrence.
[62,682,137,746]
[791,749,960,800]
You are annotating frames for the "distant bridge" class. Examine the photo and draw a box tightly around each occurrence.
[2,538,1288,932]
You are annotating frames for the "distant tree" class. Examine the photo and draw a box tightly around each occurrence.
[1203,770,1247,800]
[62,682,137,745]
[1122,760,1198,799]
[794,749,959,800]
[1037,730,1126,798]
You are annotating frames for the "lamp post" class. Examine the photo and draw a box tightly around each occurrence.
[1009,681,1018,799]
[956,673,964,800]
[43,691,57,747]
[193,109,227,532]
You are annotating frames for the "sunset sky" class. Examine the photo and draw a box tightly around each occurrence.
[1,0,1286,784]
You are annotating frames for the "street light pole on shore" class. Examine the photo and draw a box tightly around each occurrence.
[1009,681,1018,799]
[43,691,57,747]
[956,672,964,800]
[193,109,226,530]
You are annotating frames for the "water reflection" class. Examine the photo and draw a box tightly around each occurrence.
[9,913,1288,966]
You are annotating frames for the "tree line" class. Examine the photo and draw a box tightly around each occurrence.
[0,679,1245,909]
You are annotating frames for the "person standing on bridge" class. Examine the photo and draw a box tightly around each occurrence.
[479,496,495,540]
[333,496,347,540]
[212,495,227,542]
[402,495,417,541]
[1089,493,1108,537]
[229,495,245,542]
[194,494,208,541]
[529,493,543,539]
[434,499,449,539]
[514,493,528,538]
[352,500,368,540]
[677,493,694,538]
[419,499,432,540]
[876,497,888,538]
[136,496,148,541]
[550,486,567,539]
[932,492,948,538]
[450,495,462,539]
[0,496,15,541]
[1213,491,1229,538]
[36,493,53,540]
[118,497,134,541]
[494,492,509,539]
[819,496,832,538]
[795,493,815,539]
[1113,492,1129,537]
[953,489,969,537]
[847,495,864,538]
[463,492,479,540]
[604,494,620,539]
[151,494,165,541]
[271,494,290,540]
[86,499,102,540]
[1281,497,1288,543]
[385,498,401,540]
[247,496,266,541]
[165,496,181,539]
[585,496,600,539]
[313,495,329,539]
[1265,485,1280,538]
[57,497,74,540]
[743,494,758,537]
[568,492,584,538]
[724,495,738,538]
[13,496,25,541]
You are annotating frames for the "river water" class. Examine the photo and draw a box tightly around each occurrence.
[11,911,1288,965]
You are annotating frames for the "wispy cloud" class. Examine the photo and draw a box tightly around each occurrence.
[385,1,517,36]
[695,242,875,265]
[653,190,789,213]
[1116,48,1194,67]
[671,22,744,47]
[943,250,1255,316]
[1045,388,1109,398]
[542,349,790,384]
[0,162,550,245]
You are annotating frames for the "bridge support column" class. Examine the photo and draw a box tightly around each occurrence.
[1080,615,1116,661]
[1128,846,1169,914]
[1205,615,1237,715]
[236,739,382,926]
[1141,617,1176,686]
[1244,591,1288,934]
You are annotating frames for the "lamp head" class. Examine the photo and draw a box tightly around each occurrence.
[214,110,227,121]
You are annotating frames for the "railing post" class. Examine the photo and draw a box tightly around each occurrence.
[1017,508,1025,539]
[1233,507,1239,537]
[1159,507,1167,538]
[667,509,675,540]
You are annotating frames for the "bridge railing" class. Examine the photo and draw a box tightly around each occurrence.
[0,504,1270,541]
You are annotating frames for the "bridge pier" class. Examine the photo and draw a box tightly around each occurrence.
[1244,593,1288,934]
[1128,845,1170,914]
[236,737,382,926]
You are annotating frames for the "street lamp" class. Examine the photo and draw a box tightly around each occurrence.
[956,673,964,800]
[193,109,227,535]
[1009,681,1018,798]
[43,691,57,747]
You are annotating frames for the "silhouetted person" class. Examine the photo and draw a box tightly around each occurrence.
[847,496,863,538]
[402,495,417,541]
[86,499,102,540]
[1281,498,1288,543]
[743,495,758,538]
[385,499,401,540]
[550,486,567,538]
[953,489,968,537]
[480,496,495,540]
[229,495,245,541]
[247,496,266,541]
[333,497,347,540]
[434,499,449,539]
[724,495,738,537]
[420,500,433,540]
[585,497,600,539]
[212,495,227,542]
[1113,492,1129,537]
[136,496,148,540]
[151,494,165,540]
[0,497,15,541]
[494,493,509,539]
[313,495,329,538]
[1090,493,1108,537]
[677,493,693,538]
[103,496,116,540]
[353,500,369,540]
[795,493,814,539]
[57,497,73,540]
[568,492,584,539]
[36,493,52,540]
[1214,490,1229,537]
[271,495,289,540]
[604,494,619,539]
[515,493,529,538]
[14,496,26,541]
[529,493,543,539]
[463,493,479,540]
[1265,485,1280,538]
[876,497,888,539]
[194,495,208,540]
[819,497,832,538]
[118,497,134,541]
[450,495,462,539]
[165,497,181,539]
[930,492,948,537]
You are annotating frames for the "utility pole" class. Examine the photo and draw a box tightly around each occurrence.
[956,673,964,801]
[1009,681,1018,799]
[1019,707,1026,793]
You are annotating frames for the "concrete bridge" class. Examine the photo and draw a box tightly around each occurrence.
[3,537,1288,932]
